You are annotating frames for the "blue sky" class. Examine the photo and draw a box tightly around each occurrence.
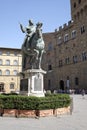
[0,0,71,49]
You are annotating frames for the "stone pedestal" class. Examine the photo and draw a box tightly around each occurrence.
[20,69,46,97]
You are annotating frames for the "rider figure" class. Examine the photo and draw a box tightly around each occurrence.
[20,19,36,49]
[20,20,45,69]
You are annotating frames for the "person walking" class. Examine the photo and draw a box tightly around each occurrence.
[81,89,85,99]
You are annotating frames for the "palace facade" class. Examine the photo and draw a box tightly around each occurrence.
[43,0,87,91]
[0,48,22,93]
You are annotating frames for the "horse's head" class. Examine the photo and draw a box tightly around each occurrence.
[36,22,43,38]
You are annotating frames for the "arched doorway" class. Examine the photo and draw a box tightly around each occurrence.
[59,80,64,90]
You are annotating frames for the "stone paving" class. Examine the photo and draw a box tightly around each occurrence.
[0,95,87,130]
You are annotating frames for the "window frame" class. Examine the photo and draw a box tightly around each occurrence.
[0,59,3,65]
[64,34,69,43]
[0,70,2,75]
[6,59,10,65]
[58,36,62,45]
[71,30,76,39]
[13,60,18,65]
[6,51,10,56]
[13,70,18,75]
[10,83,15,89]
[6,70,10,75]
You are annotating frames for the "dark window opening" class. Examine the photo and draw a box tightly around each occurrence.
[59,60,63,67]
[75,77,79,85]
[74,2,76,8]
[78,0,81,4]
[48,65,52,71]
[73,55,78,63]
[0,84,4,92]
[81,26,85,34]
[82,52,87,61]
[65,57,69,64]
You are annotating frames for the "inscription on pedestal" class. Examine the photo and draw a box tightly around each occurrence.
[34,77,42,91]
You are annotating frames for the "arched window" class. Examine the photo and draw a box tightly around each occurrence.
[0,70,2,75]
[13,60,18,65]
[48,42,53,51]
[6,60,10,65]
[0,59,3,65]
[13,70,18,75]
[6,70,10,75]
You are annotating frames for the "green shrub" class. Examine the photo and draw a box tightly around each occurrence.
[0,94,71,110]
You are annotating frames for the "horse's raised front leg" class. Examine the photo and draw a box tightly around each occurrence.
[34,49,39,60]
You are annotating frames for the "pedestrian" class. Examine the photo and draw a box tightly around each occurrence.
[81,89,85,99]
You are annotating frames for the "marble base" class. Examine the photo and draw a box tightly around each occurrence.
[20,69,46,97]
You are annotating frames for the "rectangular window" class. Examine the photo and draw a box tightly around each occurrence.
[73,55,78,63]
[14,51,18,56]
[48,65,52,71]
[48,42,53,51]
[59,60,63,67]
[81,25,85,34]
[10,83,14,89]
[71,30,76,39]
[0,84,4,92]
[82,52,87,61]
[58,36,62,45]
[0,51,2,55]
[64,34,69,42]
[6,51,10,56]
[65,57,69,64]
[75,77,79,85]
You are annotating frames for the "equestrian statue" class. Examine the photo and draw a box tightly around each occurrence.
[20,19,45,70]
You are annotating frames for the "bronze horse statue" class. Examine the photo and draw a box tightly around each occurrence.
[20,20,45,69]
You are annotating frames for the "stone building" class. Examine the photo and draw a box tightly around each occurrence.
[43,0,87,91]
[0,47,22,93]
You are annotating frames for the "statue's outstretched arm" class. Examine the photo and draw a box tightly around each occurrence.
[20,23,25,33]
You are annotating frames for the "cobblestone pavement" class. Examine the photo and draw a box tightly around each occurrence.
[0,95,87,130]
